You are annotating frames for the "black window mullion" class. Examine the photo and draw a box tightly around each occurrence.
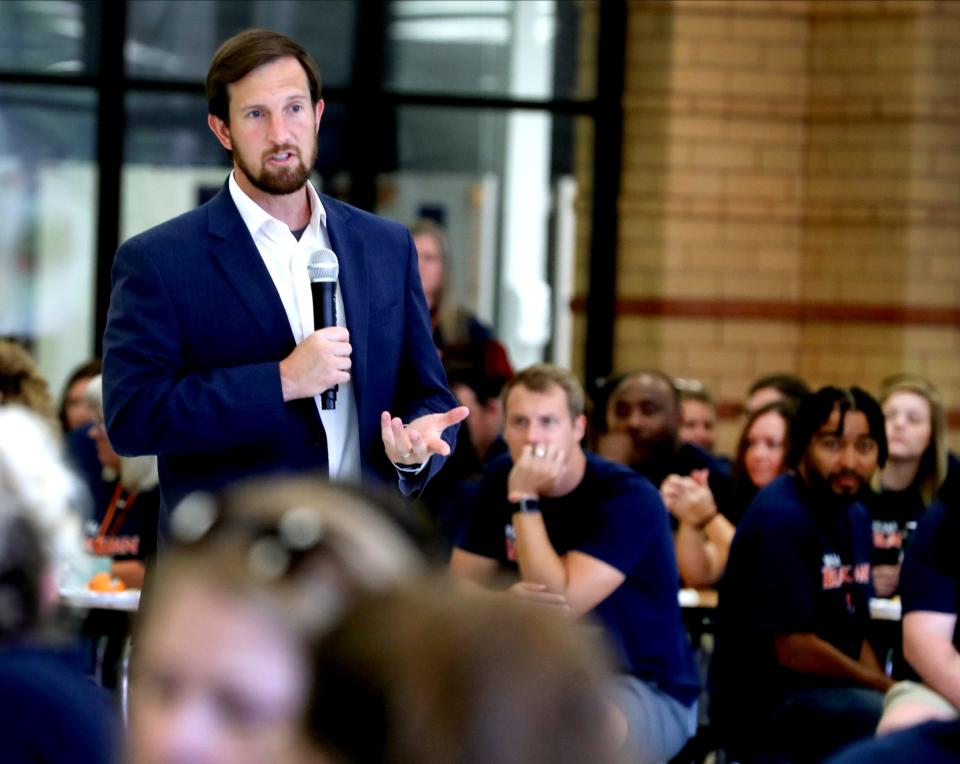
[92,0,128,357]
[347,0,389,212]
[584,0,626,389]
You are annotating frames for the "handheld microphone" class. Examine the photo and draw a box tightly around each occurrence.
[307,248,340,410]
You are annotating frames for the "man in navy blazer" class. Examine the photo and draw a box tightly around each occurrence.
[102,30,466,523]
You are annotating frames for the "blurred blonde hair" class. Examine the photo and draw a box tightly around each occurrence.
[0,341,55,426]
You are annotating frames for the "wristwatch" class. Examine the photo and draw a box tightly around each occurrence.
[518,497,541,514]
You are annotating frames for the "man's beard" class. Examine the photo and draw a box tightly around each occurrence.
[235,141,316,196]
[802,461,866,504]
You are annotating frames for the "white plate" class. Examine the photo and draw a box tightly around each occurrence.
[59,588,141,612]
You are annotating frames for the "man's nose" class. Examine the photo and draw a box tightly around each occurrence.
[526,424,545,444]
[838,444,857,469]
[267,112,290,143]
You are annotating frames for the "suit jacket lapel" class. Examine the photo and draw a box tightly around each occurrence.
[323,196,370,419]
[207,185,295,353]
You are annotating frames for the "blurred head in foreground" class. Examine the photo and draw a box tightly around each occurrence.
[305,582,621,764]
[127,478,423,764]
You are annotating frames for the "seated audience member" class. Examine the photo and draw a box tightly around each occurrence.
[676,400,796,588]
[411,218,497,358]
[82,375,159,588]
[731,400,795,517]
[305,582,621,764]
[0,406,118,764]
[875,496,960,733]
[597,370,735,588]
[745,371,810,414]
[598,370,733,501]
[58,358,102,434]
[0,339,56,427]
[824,718,960,764]
[450,364,700,764]
[420,344,511,545]
[867,374,955,598]
[126,477,422,764]
[711,386,894,763]
[676,377,719,455]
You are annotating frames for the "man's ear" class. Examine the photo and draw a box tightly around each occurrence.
[574,414,587,442]
[208,113,233,151]
[314,98,325,132]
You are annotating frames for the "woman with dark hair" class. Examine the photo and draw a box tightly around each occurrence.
[57,358,102,434]
[731,400,796,519]
[667,401,795,588]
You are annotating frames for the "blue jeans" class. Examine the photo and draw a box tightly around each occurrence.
[769,686,884,763]
[609,674,698,764]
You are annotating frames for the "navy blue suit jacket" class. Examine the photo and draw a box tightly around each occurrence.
[103,182,458,517]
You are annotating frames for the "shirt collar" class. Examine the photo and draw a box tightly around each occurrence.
[228,171,327,242]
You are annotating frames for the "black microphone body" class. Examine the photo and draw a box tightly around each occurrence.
[310,279,338,410]
[307,249,341,410]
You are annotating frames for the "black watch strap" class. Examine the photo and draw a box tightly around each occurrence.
[518,497,541,514]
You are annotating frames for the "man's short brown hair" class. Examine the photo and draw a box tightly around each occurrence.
[206,29,322,124]
[502,364,585,421]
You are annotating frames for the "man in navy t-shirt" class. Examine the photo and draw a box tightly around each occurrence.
[596,369,738,588]
[451,364,700,764]
[711,386,895,763]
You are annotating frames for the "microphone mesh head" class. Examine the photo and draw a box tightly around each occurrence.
[307,248,339,282]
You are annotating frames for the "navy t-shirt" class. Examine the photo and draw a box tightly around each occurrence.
[0,644,118,763]
[900,498,959,650]
[825,718,960,764]
[457,451,700,706]
[864,485,925,568]
[711,474,874,715]
[634,442,739,524]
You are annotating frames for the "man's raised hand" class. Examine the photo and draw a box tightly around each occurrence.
[380,406,470,465]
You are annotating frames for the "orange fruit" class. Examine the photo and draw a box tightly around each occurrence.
[88,572,111,591]
[88,572,125,592]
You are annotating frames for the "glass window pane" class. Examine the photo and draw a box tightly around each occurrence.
[0,1,93,74]
[385,0,597,100]
[126,0,356,87]
[374,106,589,368]
[0,85,97,397]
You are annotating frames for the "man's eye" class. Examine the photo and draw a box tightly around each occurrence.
[856,440,877,454]
[247,110,261,119]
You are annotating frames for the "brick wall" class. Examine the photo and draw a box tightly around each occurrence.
[574,0,960,453]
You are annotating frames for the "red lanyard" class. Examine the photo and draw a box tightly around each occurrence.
[95,481,139,546]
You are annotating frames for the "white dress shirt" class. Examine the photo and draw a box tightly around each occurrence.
[228,172,361,482]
